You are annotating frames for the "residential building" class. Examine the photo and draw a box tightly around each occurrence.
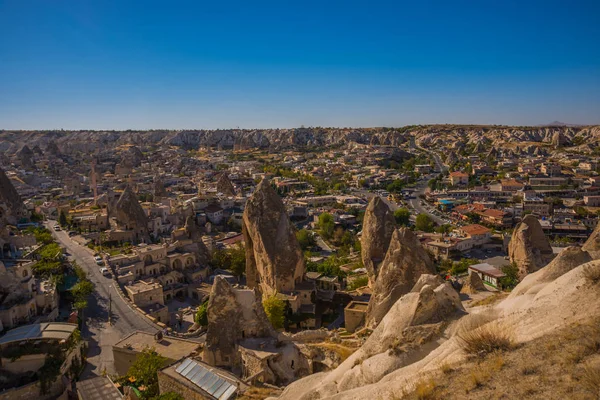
[449,171,469,186]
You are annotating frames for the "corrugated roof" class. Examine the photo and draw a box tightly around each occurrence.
[0,322,77,345]
[175,358,238,400]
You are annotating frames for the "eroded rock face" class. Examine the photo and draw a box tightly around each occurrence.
[126,146,144,167]
[216,173,236,196]
[203,276,275,367]
[460,271,486,294]
[112,186,150,242]
[361,197,395,286]
[243,179,305,295]
[508,215,555,279]
[583,223,600,259]
[366,228,435,326]
[16,145,34,168]
[46,140,60,156]
[0,167,27,226]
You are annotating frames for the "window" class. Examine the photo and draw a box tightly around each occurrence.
[23,269,28,277]
[149,296,153,301]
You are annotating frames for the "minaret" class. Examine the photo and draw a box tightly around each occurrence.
[91,158,98,205]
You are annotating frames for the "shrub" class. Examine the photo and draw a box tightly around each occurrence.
[581,364,600,396]
[457,322,515,356]
[414,378,436,400]
[583,263,600,284]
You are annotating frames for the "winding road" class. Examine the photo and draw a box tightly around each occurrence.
[46,221,158,377]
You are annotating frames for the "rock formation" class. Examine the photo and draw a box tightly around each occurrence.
[180,215,210,264]
[216,173,236,196]
[361,197,396,286]
[112,186,150,243]
[582,222,600,259]
[126,146,144,167]
[460,271,486,294]
[242,179,305,295]
[508,215,555,279]
[0,167,27,226]
[203,276,276,368]
[366,228,435,326]
[15,145,34,168]
[46,140,60,155]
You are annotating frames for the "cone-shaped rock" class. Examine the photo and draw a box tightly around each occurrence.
[113,186,150,243]
[46,140,60,155]
[0,167,27,226]
[461,271,486,294]
[242,179,305,295]
[508,215,555,279]
[366,228,435,326]
[153,175,168,200]
[203,276,275,367]
[216,173,236,196]
[583,223,600,260]
[361,197,396,287]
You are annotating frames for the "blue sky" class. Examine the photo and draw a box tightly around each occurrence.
[1,0,599,129]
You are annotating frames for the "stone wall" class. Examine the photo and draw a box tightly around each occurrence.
[158,370,212,400]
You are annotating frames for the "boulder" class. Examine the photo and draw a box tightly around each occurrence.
[216,173,236,196]
[243,179,305,295]
[508,215,555,279]
[361,197,395,286]
[366,228,435,326]
[460,271,486,294]
[582,222,600,259]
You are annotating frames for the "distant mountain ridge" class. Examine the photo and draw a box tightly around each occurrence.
[537,121,584,127]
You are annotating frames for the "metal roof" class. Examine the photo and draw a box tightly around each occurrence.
[175,358,237,400]
[0,322,78,345]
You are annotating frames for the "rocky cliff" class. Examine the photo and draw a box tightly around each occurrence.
[508,215,555,279]
[366,228,435,327]
[0,167,27,226]
[361,197,396,287]
[242,179,305,295]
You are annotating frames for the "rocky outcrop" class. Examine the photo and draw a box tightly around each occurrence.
[509,246,591,297]
[126,146,144,167]
[242,179,305,295]
[111,186,150,243]
[508,215,555,279]
[582,222,600,259]
[15,145,34,168]
[0,167,27,226]
[366,228,435,326]
[203,276,275,367]
[216,173,236,196]
[460,271,486,294]
[361,197,395,286]
[46,140,60,155]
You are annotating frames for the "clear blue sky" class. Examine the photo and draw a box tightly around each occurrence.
[1,0,599,129]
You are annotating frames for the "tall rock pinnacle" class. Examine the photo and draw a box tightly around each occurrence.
[508,215,555,279]
[361,197,396,287]
[242,179,305,295]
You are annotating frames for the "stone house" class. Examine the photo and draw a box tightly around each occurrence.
[344,301,368,333]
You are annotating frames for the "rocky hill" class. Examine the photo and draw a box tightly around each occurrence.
[1,125,599,154]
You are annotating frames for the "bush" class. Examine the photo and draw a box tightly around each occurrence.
[457,322,515,356]
[195,302,208,327]
[583,263,600,284]
[394,208,410,226]
[263,295,286,330]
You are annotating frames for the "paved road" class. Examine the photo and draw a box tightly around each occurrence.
[407,182,446,225]
[46,222,158,377]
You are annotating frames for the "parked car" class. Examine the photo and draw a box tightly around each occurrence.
[96,260,104,266]
[53,225,61,231]
[99,267,111,277]
[94,255,102,262]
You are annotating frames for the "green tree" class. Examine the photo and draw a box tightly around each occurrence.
[126,347,167,399]
[435,224,453,234]
[386,179,404,193]
[228,244,246,278]
[194,301,208,327]
[499,263,520,290]
[318,213,335,240]
[296,229,315,250]
[59,210,68,227]
[263,294,286,330]
[72,279,94,310]
[415,213,435,232]
[394,208,410,226]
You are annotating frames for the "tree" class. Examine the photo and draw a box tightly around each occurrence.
[318,213,335,240]
[435,224,453,234]
[228,244,246,278]
[194,301,208,327]
[263,294,286,330]
[59,210,68,227]
[296,229,315,250]
[499,263,520,290]
[126,347,167,399]
[386,179,404,193]
[394,208,410,226]
[72,279,94,310]
[415,213,434,232]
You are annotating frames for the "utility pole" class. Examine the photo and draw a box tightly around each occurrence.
[108,286,112,325]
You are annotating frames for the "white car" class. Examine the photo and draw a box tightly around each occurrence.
[94,255,102,262]
[99,267,111,277]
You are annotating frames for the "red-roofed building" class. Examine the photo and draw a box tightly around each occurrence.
[449,171,469,186]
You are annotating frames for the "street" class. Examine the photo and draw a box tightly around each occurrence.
[46,222,158,377]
